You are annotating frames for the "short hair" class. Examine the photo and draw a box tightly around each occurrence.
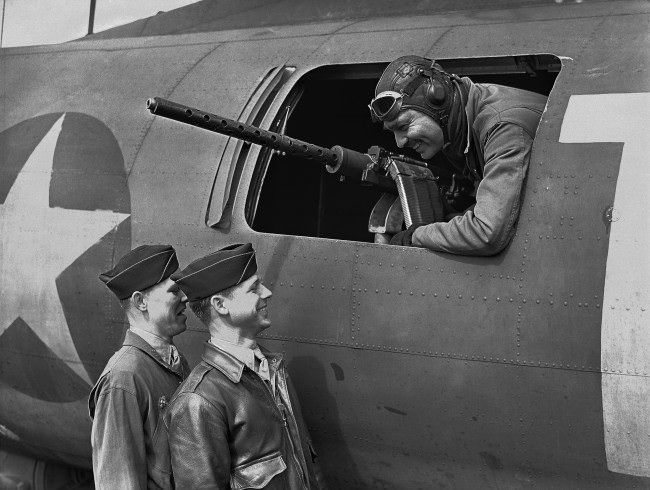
[119,297,132,310]
[188,284,239,325]
[189,297,213,325]
[118,288,153,314]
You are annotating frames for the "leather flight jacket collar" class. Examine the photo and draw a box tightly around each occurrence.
[201,340,283,383]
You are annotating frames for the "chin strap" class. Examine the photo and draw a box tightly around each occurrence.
[443,78,470,161]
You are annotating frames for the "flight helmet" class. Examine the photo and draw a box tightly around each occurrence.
[369,55,457,142]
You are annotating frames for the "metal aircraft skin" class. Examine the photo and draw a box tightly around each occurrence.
[0,0,649,487]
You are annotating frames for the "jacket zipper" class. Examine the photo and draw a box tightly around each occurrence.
[278,402,308,489]
[257,374,308,488]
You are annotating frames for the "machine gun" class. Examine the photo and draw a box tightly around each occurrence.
[146,97,447,238]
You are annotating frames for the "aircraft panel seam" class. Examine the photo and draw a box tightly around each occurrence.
[256,335,648,375]
[93,0,649,44]
[304,20,360,61]
[163,0,288,37]
[336,12,650,37]
[425,26,455,57]
[127,43,225,178]
[3,9,648,58]
[349,245,362,345]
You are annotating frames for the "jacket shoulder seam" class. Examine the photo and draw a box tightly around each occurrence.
[95,385,138,399]
[173,390,226,417]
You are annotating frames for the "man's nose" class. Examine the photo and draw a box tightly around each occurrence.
[179,291,188,303]
[259,284,272,299]
[394,132,407,148]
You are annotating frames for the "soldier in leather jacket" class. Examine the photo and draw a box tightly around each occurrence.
[370,55,547,256]
[149,243,325,489]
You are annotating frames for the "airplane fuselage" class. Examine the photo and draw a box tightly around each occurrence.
[0,1,648,487]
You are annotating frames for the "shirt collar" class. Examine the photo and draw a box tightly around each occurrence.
[203,337,283,383]
[130,327,174,365]
[209,336,257,372]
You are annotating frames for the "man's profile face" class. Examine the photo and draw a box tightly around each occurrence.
[143,278,188,337]
[383,109,444,160]
[222,274,272,334]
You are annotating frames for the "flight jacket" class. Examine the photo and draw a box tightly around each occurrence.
[149,341,324,489]
[412,79,547,255]
[88,330,188,490]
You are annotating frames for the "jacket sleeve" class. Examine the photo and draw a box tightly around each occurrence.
[168,393,230,489]
[412,123,533,256]
[91,384,147,490]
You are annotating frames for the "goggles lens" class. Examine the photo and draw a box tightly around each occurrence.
[368,91,403,122]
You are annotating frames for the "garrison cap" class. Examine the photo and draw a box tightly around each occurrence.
[171,243,257,301]
[99,245,179,300]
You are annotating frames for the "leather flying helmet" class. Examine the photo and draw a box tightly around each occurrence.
[370,55,457,142]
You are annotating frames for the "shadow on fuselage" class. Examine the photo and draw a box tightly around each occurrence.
[288,355,364,488]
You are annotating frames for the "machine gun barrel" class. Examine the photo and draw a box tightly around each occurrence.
[146,97,445,229]
[147,96,346,169]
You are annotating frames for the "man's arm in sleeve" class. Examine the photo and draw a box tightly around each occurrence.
[412,123,533,256]
[91,383,147,489]
[168,393,231,489]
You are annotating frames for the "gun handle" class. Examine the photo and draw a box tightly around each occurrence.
[368,193,404,234]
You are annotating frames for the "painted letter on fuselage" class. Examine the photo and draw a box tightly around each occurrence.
[560,93,650,478]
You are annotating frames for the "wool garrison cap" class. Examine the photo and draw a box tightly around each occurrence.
[171,243,257,301]
[99,245,179,299]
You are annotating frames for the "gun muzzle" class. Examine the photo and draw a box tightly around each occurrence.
[146,98,158,112]
[146,96,339,166]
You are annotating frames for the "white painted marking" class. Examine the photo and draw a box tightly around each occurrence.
[560,93,650,477]
[0,114,130,385]
[0,424,19,441]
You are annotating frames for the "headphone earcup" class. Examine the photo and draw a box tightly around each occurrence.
[426,79,446,105]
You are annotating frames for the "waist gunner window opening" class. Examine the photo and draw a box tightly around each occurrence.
[246,56,560,242]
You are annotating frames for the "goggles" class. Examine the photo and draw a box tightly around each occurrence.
[368,91,403,123]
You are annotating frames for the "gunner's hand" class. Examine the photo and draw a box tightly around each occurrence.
[389,224,420,247]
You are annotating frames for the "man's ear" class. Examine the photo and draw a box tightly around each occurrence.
[211,294,229,315]
[132,291,147,311]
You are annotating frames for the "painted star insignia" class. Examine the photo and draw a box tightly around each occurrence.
[0,114,130,385]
